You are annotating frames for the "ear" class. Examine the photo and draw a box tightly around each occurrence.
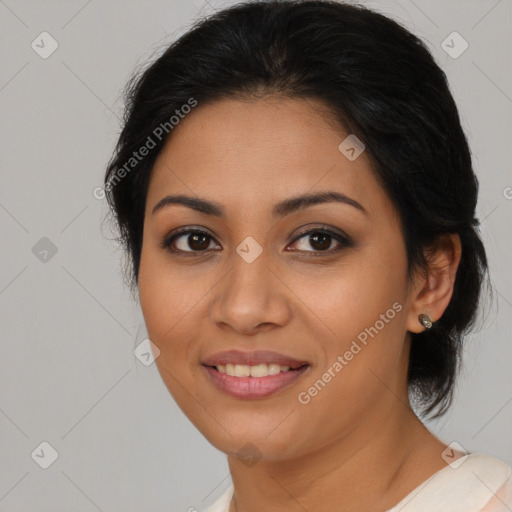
[406,233,462,333]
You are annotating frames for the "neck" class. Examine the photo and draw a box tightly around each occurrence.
[227,403,447,512]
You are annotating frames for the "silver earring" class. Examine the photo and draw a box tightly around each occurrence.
[418,314,432,329]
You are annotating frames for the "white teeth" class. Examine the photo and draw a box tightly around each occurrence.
[234,364,250,377]
[250,364,269,377]
[215,363,293,377]
[268,364,287,375]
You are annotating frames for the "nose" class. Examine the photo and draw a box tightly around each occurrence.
[209,248,291,335]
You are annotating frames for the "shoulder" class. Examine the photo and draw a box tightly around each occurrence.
[389,453,512,512]
[464,452,512,481]
[471,454,512,511]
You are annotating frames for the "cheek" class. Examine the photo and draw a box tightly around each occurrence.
[138,261,206,420]
[293,282,408,443]
[137,245,219,387]
[290,245,407,343]
[138,238,195,336]
[138,246,191,366]
[290,244,409,400]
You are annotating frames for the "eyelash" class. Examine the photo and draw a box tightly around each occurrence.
[160,225,353,257]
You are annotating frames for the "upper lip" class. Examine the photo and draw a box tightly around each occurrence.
[202,350,309,369]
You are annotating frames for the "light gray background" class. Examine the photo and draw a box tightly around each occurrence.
[0,0,511,511]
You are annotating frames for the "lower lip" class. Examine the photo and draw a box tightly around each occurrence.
[203,365,310,399]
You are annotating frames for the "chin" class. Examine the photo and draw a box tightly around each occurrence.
[199,421,305,463]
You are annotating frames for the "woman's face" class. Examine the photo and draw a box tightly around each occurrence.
[138,96,420,460]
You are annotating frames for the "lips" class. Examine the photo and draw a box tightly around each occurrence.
[202,350,309,370]
[203,364,310,399]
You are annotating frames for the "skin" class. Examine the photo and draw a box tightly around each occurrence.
[137,96,463,512]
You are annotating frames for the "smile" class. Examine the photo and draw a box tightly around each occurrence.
[202,363,310,399]
[216,363,294,377]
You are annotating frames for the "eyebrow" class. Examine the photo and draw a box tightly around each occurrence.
[151,191,367,218]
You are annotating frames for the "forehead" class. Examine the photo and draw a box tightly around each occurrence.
[146,97,392,220]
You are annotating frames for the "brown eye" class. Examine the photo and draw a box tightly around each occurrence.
[161,229,220,254]
[289,227,353,255]
[301,232,332,251]
[181,232,211,251]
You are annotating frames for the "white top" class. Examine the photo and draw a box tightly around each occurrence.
[202,453,512,512]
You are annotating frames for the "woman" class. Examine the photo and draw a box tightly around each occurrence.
[104,1,512,510]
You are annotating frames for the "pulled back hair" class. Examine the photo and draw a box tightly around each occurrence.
[104,0,490,418]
